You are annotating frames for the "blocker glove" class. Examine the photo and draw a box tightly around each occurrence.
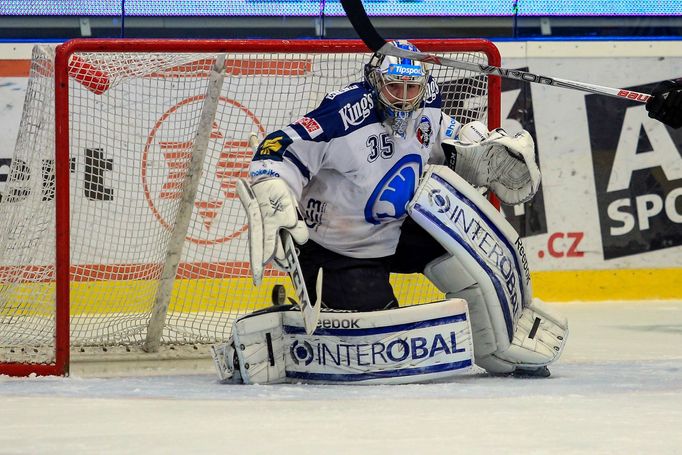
[646,79,682,129]
[237,178,308,285]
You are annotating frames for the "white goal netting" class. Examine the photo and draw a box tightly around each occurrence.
[0,40,497,372]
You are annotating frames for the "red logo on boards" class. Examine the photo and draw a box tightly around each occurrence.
[142,95,264,245]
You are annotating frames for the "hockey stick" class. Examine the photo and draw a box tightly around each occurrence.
[339,0,651,103]
[281,231,323,335]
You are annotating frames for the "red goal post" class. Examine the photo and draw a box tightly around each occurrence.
[0,38,501,377]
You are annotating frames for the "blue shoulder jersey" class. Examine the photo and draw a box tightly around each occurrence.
[248,79,462,258]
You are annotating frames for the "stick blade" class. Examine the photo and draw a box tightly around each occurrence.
[282,233,321,335]
[302,268,323,336]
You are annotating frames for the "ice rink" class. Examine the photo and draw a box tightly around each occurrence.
[2,300,682,454]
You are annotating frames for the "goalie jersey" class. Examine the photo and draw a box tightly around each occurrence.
[248,80,461,258]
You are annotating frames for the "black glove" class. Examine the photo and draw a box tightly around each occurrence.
[646,79,682,129]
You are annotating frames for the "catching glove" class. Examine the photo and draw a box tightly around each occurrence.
[442,121,541,205]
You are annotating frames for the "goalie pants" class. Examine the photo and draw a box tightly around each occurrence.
[297,217,446,312]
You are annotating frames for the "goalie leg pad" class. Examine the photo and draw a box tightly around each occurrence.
[481,299,568,372]
[409,165,531,351]
[283,299,473,384]
[409,165,567,374]
[212,307,288,384]
[212,300,474,384]
[424,254,498,359]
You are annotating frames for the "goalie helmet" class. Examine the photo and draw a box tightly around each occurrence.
[365,40,429,137]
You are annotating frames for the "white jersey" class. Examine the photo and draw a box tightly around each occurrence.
[249,80,462,258]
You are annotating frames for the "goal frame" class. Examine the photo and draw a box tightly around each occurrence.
[0,38,501,377]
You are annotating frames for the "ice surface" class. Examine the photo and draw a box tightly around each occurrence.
[2,301,681,454]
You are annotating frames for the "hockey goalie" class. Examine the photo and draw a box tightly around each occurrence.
[211,40,569,384]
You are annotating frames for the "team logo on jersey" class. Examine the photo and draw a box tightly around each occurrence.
[249,168,280,179]
[294,116,323,139]
[416,116,432,147]
[259,136,285,155]
[253,131,293,162]
[339,93,374,130]
[304,198,326,230]
[364,154,422,225]
[444,117,459,139]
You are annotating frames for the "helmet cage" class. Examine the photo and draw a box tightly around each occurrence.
[366,54,428,114]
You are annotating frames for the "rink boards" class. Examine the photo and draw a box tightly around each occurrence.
[1,267,679,317]
[0,273,444,315]
[0,40,680,302]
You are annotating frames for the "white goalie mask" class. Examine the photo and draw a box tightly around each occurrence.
[365,40,429,137]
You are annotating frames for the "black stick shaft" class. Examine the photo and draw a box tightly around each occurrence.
[340,0,385,51]
[339,0,651,103]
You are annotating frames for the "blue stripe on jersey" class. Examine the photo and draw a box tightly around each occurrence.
[283,150,310,181]
[422,76,442,109]
[290,122,312,140]
[252,130,312,180]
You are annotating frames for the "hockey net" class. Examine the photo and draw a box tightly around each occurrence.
[0,39,500,376]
